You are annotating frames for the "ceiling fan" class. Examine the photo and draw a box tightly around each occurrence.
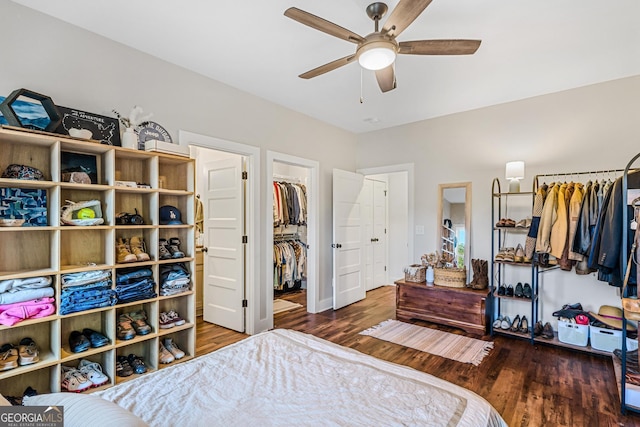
[284,0,481,93]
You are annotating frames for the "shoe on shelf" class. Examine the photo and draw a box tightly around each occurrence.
[18,337,39,366]
[159,342,175,364]
[520,316,529,334]
[533,321,544,337]
[510,315,522,332]
[514,282,524,298]
[0,344,18,371]
[127,354,147,375]
[515,218,532,228]
[514,244,525,263]
[117,316,136,341]
[523,283,532,299]
[166,310,185,326]
[159,312,175,329]
[116,356,134,377]
[502,248,516,262]
[497,284,506,296]
[61,365,92,392]
[129,236,151,262]
[78,359,109,387]
[506,285,514,297]
[128,310,152,335]
[69,331,91,353]
[500,316,511,330]
[158,238,172,260]
[82,328,110,348]
[116,237,137,263]
[163,338,185,360]
[542,322,554,339]
[168,237,185,259]
[492,315,503,330]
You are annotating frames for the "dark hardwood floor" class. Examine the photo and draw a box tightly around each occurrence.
[196,285,640,426]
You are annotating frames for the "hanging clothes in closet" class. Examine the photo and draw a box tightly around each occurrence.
[273,181,307,227]
[273,239,307,291]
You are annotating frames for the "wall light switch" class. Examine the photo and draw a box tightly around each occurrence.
[415,225,425,235]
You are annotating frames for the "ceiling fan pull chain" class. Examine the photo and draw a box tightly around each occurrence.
[360,67,364,104]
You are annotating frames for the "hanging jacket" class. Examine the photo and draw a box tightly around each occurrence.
[525,184,547,260]
[572,181,593,256]
[559,182,575,270]
[550,183,569,259]
[537,183,559,253]
[568,183,585,261]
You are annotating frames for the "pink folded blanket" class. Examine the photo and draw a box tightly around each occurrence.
[0,297,55,326]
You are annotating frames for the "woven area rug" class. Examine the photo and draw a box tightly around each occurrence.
[360,319,493,366]
[273,299,303,314]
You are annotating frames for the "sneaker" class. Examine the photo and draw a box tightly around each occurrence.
[128,310,152,335]
[82,328,110,348]
[159,312,175,329]
[0,344,18,371]
[130,236,150,262]
[166,310,185,326]
[69,331,91,353]
[159,342,175,364]
[168,237,185,259]
[61,365,92,392]
[116,356,134,377]
[127,354,147,374]
[163,338,185,360]
[158,239,172,260]
[116,237,137,263]
[18,338,39,366]
[117,316,136,341]
[78,359,109,387]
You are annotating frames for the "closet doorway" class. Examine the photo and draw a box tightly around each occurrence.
[266,151,318,329]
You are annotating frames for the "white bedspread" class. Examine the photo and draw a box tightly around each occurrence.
[97,329,506,427]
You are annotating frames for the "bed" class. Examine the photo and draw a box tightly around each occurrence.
[91,329,505,426]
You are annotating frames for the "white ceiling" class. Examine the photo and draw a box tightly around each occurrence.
[12,0,640,134]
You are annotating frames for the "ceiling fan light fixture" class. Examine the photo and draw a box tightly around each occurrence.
[357,41,396,71]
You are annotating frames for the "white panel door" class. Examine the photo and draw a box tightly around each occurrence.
[333,169,365,310]
[372,180,388,288]
[363,179,375,291]
[202,157,245,332]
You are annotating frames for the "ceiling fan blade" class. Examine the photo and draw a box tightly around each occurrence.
[299,54,357,79]
[284,7,364,44]
[375,65,396,93]
[382,0,433,38]
[399,39,481,55]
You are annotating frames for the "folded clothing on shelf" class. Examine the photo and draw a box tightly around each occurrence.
[0,275,54,305]
[160,263,191,296]
[0,297,55,326]
[60,271,116,315]
[115,268,157,304]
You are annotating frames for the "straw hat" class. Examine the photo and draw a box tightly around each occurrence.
[589,305,636,331]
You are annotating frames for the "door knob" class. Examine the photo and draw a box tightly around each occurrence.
[202,247,208,253]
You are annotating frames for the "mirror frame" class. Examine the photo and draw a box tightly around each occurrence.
[437,182,472,275]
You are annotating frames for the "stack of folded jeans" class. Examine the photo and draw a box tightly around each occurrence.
[0,276,56,326]
[160,263,191,296]
[115,268,157,303]
[60,270,116,315]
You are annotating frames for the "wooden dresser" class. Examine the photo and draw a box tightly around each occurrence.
[395,279,488,336]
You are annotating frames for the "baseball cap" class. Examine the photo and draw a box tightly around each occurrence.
[159,205,182,225]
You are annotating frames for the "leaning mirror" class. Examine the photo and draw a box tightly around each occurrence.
[437,182,472,275]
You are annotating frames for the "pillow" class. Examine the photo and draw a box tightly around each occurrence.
[23,393,148,427]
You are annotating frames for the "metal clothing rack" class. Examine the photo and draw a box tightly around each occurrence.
[533,168,625,191]
[273,174,304,184]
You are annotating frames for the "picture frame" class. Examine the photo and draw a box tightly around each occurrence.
[61,151,99,184]
[55,106,121,146]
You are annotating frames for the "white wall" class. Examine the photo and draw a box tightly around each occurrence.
[356,75,640,327]
[0,0,357,333]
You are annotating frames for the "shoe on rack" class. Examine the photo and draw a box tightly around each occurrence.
[78,359,109,387]
[533,321,544,337]
[128,310,152,335]
[61,365,92,392]
[523,283,532,299]
[127,354,147,375]
[166,310,185,326]
[492,315,503,330]
[520,316,529,334]
[514,282,524,298]
[163,338,185,360]
[497,284,506,296]
[69,331,91,353]
[18,338,39,366]
[159,312,175,329]
[117,316,136,341]
[510,315,522,332]
[158,238,172,260]
[116,237,137,263]
[514,244,525,263]
[502,248,516,262]
[159,342,175,364]
[515,218,532,228]
[82,328,110,348]
[129,236,150,262]
[168,237,185,259]
[542,322,554,339]
[116,356,134,377]
[506,285,514,297]
[500,316,511,330]
[0,344,18,371]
